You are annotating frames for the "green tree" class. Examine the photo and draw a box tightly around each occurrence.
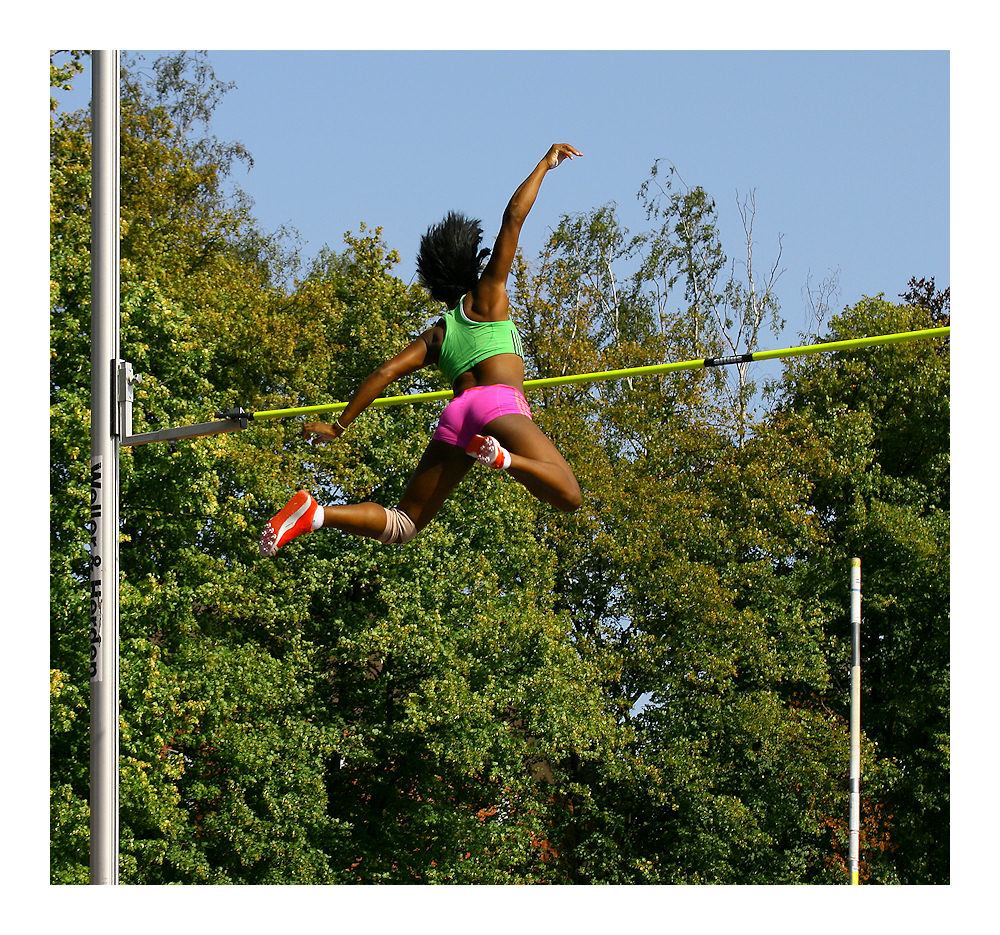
[51,51,616,884]
[637,161,785,437]
[771,291,950,883]
[507,171,864,884]
[51,49,345,884]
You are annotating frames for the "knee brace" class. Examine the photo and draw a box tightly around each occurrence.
[376,506,418,544]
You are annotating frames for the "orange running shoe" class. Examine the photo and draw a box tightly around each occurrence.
[259,490,321,556]
[465,434,511,469]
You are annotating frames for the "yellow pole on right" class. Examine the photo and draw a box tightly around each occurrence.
[849,557,862,884]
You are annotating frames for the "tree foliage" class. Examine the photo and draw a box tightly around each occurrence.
[50,51,949,884]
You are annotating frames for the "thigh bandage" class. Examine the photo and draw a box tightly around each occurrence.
[376,506,418,544]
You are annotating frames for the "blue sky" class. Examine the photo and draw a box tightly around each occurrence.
[53,49,948,349]
[200,49,948,340]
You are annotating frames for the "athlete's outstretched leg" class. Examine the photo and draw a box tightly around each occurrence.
[260,440,473,555]
[471,413,582,512]
[320,439,473,539]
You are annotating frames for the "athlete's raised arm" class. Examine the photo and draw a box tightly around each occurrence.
[472,143,582,318]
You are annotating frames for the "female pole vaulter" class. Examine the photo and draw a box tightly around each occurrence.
[260,143,583,557]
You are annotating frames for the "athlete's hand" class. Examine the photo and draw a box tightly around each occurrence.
[544,143,582,169]
[302,421,341,443]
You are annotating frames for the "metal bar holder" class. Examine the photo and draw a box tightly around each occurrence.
[116,360,250,447]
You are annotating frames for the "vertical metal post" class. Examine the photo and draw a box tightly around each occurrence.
[848,557,862,885]
[89,49,121,886]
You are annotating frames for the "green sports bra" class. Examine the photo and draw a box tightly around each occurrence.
[436,296,524,385]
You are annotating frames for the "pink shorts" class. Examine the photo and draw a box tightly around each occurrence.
[432,384,533,449]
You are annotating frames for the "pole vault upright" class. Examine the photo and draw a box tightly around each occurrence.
[848,558,862,884]
[89,49,121,886]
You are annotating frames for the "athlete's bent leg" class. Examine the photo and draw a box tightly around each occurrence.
[480,414,582,512]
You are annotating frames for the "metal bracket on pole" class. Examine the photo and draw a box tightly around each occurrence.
[115,360,141,441]
[116,360,251,447]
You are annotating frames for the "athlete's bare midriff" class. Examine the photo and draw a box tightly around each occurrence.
[452,353,525,396]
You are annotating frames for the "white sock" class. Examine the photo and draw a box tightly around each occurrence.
[310,504,325,531]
